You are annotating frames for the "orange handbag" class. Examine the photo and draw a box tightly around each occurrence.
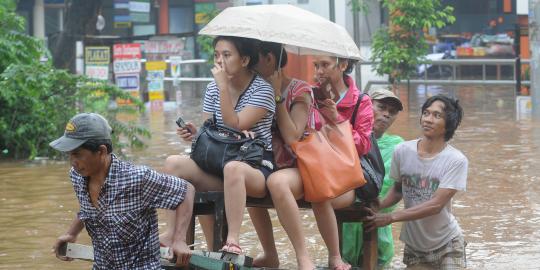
[290,121,366,202]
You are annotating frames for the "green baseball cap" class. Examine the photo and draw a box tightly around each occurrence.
[49,113,112,152]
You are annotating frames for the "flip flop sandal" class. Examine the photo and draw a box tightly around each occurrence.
[219,242,243,255]
[332,262,352,270]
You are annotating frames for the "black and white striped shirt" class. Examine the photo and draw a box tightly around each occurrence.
[203,75,275,150]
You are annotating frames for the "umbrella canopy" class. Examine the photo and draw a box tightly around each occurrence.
[199,4,363,61]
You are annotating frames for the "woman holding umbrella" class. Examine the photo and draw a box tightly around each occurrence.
[160,35,276,254]
[253,53,373,270]
[249,41,320,268]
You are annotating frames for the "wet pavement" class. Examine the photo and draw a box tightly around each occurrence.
[1,84,540,269]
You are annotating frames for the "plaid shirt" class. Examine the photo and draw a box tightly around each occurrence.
[70,154,187,270]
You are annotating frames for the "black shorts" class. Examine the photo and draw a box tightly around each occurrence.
[220,151,274,180]
[258,150,275,180]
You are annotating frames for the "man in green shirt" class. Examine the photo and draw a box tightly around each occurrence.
[342,87,404,267]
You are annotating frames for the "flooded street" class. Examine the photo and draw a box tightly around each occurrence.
[1,84,540,269]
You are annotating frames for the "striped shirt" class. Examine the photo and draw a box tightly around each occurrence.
[203,75,275,150]
[71,154,188,270]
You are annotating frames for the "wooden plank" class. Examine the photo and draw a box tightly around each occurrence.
[161,251,253,270]
[193,192,378,269]
[58,242,94,261]
[362,229,378,270]
[59,243,177,261]
[60,243,254,270]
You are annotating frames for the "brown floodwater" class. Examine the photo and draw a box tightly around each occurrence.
[1,84,540,269]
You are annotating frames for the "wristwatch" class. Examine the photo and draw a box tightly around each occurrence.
[275,95,284,104]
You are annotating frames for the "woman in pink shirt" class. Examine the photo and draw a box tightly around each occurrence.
[310,55,373,270]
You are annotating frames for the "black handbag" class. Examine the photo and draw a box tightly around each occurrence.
[190,117,267,177]
[350,94,385,203]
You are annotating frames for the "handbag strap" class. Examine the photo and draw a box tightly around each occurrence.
[350,93,367,125]
[209,114,246,138]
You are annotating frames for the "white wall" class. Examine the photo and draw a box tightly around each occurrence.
[517,0,528,15]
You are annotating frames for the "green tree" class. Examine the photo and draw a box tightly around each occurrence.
[369,0,455,83]
[0,0,46,74]
[0,0,149,160]
[196,8,221,68]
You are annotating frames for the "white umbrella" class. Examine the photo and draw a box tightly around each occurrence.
[199,4,363,61]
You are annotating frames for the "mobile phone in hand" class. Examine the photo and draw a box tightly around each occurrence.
[175,116,191,133]
[312,86,330,101]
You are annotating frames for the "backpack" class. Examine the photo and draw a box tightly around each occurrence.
[350,93,385,203]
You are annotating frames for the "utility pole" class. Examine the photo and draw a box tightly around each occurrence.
[530,0,540,118]
[329,0,335,22]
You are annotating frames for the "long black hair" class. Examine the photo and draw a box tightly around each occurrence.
[421,95,464,141]
[259,41,288,70]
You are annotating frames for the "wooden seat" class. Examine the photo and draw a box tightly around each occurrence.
[188,191,378,270]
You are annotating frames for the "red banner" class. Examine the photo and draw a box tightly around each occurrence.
[113,43,142,60]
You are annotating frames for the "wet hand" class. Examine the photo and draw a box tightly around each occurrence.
[211,61,229,90]
[268,70,283,95]
[317,99,339,122]
[177,123,197,142]
[241,130,257,139]
[361,207,392,232]
[52,234,76,261]
[170,241,192,267]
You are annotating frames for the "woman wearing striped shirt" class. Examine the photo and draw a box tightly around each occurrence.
[161,36,275,254]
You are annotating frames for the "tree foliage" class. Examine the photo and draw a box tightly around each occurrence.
[370,0,455,82]
[0,0,47,74]
[0,1,149,160]
[196,8,221,68]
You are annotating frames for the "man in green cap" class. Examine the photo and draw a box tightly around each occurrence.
[342,87,404,267]
[50,113,195,269]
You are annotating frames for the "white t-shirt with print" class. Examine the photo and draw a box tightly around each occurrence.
[391,139,468,251]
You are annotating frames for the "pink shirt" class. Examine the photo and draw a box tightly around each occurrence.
[315,75,373,156]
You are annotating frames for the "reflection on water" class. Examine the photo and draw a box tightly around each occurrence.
[1,84,540,269]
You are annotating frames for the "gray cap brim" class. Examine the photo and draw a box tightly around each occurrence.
[49,136,87,152]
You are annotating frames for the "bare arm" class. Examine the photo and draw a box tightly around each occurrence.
[211,62,270,130]
[379,182,403,210]
[390,188,457,222]
[363,187,457,232]
[170,182,195,266]
[53,216,84,261]
[276,95,311,145]
[222,105,269,131]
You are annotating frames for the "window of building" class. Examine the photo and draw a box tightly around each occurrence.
[169,7,194,34]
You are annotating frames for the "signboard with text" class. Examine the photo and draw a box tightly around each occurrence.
[85,66,109,80]
[170,56,182,78]
[85,46,110,65]
[145,61,167,71]
[113,43,142,60]
[113,59,141,74]
[144,39,185,54]
[115,74,140,91]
